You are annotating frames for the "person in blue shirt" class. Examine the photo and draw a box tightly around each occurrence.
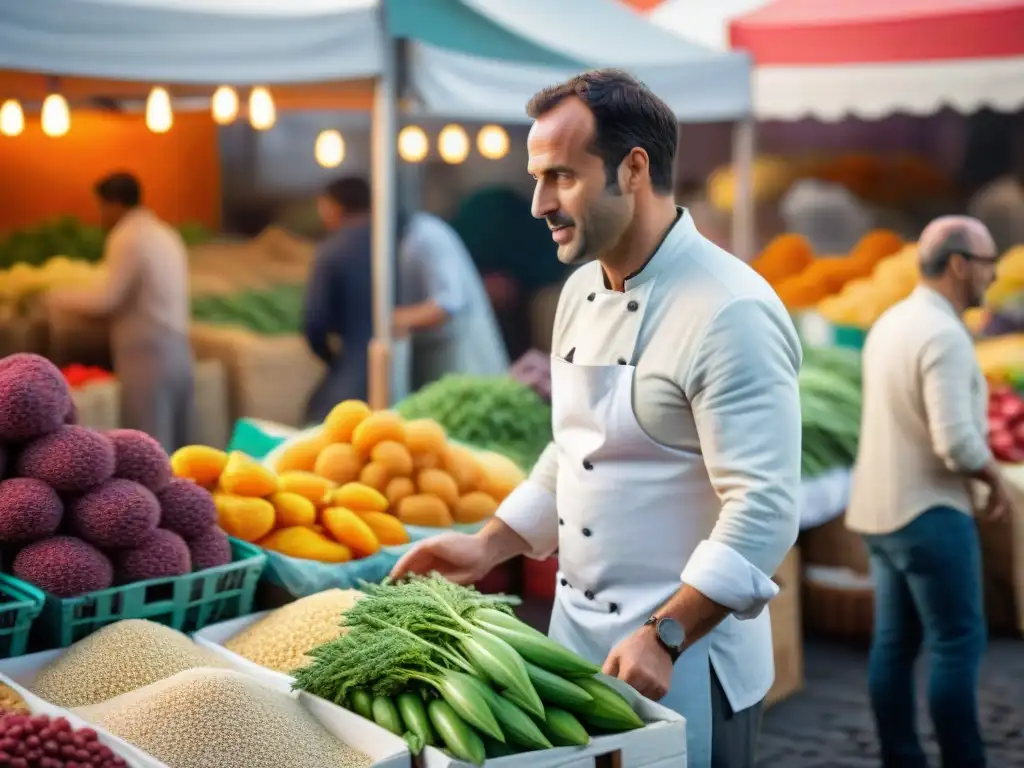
[303,177,375,424]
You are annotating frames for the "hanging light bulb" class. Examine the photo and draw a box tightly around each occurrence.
[248,87,276,131]
[438,124,469,165]
[41,93,70,137]
[397,125,429,163]
[145,87,173,134]
[211,86,239,125]
[0,99,24,137]
[476,124,509,160]
[315,129,345,169]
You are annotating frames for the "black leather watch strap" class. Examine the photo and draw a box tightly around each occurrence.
[644,615,683,663]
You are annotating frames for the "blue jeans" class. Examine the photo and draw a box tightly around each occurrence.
[862,506,987,768]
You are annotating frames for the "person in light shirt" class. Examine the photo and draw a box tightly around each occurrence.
[846,216,1014,768]
[46,172,195,451]
[392,69,802,768]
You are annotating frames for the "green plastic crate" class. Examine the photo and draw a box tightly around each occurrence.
[0,574,45,658]
[34,538,266,649]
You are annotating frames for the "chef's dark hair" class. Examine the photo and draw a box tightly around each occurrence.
[526,69,678,195]
[324,176,371,214]
[94,172,141,208]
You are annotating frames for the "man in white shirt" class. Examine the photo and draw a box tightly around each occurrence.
[394,211,510,389]
[392,70,801,768]
[846,216,1013,768]
[47,173,194,451]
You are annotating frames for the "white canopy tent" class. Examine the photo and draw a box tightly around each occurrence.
[0,0,757,402]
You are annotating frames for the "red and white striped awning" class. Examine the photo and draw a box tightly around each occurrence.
[624,0,1024,121]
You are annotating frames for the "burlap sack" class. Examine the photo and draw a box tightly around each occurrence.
[71,379,121,431]
[189,323,325,428]
[46,306,110,368]
[189,227,313,297]
[192,358,231,449]
[767,547,804,707]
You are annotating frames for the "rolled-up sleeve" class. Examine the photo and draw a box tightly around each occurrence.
[495,442,559,559]
[680,297,802,619]
[921,330,992,473]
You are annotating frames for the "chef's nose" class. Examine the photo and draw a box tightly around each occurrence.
[531,181,558,220]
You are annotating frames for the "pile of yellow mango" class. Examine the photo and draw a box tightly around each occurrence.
[752,230,906,316]
[169,446,406,563]
[169,400,524,564]
[984,245,1024,310]
[0,257,103,303]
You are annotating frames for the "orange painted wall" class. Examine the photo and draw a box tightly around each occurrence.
[0,110,221,231]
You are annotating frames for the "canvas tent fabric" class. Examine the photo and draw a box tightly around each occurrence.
[391,0,752,122]
[0,0,383,84]
[645,0,1024,121]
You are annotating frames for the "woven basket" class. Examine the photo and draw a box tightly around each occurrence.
[803,565,874,643]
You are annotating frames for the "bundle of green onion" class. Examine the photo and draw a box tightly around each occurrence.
[291,575,646,764]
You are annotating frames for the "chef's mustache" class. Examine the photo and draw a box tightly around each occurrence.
[546,213,574,230]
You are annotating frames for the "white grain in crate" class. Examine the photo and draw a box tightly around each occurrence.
[0,649,164,768]
[196,613,686,768]
[194,617,411,768]
[0,645,410,768]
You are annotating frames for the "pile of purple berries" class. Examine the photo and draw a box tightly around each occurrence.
[0,713,128,767]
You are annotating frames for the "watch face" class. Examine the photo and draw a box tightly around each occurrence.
[657,618,685,649]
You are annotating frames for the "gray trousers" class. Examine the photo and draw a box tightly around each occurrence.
[113,334,196,453]
[711,666,763,768]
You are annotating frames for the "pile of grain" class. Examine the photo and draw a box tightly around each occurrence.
[31,619,232,707]
[0,682,29,714]
[225,588,362,673]
[76,667,372,768]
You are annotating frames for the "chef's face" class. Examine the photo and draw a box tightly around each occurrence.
[527,98,634,265]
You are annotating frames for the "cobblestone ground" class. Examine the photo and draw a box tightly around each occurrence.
[758,637,1024,768]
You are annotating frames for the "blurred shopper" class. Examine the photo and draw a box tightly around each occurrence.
[46,172,194,452]
[303,177,375,423]
[392,70,802,768]
[846,216,1013,768]
[395,210,509,390]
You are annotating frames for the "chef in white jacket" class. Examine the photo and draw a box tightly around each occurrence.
[392,70,802,768]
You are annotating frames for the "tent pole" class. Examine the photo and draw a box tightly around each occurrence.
[731,117,756,262]
[368,35,399,410]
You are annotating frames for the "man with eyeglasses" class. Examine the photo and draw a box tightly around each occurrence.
[846,216,1013,768]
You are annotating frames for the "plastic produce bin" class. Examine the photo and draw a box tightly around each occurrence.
[0,574,46,658]
[33,538,266,649]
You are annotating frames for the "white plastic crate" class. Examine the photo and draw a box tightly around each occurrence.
[0,645,411,768]
[196,613,686,767]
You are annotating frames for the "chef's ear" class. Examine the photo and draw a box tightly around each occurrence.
[618,148,649,194]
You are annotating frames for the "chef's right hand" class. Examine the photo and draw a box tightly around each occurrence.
[389,533,491,585]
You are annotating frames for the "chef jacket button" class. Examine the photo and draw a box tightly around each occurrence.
[627,300,639,312]
[581,528,592,537]
[609,602,618,613]
[587,292,596,302]
[617,357,627,365]
[584,590,595,600]
[558,517,564,525]
[560,578,567,586]
[582,459,593,470]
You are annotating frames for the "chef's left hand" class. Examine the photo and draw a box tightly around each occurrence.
[602,624,673,701]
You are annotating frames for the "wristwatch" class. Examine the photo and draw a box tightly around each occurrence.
[644,615,686,663]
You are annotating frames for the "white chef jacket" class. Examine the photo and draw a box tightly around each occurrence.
[497,208,802,711]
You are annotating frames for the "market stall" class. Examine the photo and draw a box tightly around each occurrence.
[643,0,1024,121]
